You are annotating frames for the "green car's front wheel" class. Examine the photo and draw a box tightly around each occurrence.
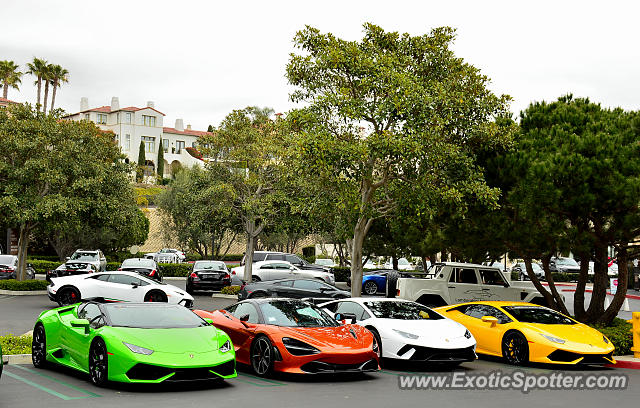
[89,338,108,386]
[32,324,47,368]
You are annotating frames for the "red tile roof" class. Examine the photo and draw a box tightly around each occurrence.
[0,97,18,105]
[163,127,213,137]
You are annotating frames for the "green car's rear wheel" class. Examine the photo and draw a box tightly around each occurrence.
[32,324,47,368]
[251,335,274,377]
[89,338,108,386]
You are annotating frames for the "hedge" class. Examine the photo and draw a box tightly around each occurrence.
[0,334,32,355]
[332,267,350,283]
[27,260,60,275]
[591,318,633,355]
[159,263,193,277]
[221,285,241,295]
[0,280,49,291]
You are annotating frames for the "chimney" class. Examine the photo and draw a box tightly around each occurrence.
[147,101,155,109]
[80,97,89,111]
[175,118,184,131]
[187,124,192,130]
[110,96,120,111]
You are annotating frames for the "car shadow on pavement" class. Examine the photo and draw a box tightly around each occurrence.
[235,363,378,383]
[475,354,618,372]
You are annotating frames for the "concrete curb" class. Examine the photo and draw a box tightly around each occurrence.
[2,354,32,365]
[211,294,238,300]
[0,290,48,296]
[607,356,640,369]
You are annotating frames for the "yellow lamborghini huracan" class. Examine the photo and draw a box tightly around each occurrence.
[434,301,615,366]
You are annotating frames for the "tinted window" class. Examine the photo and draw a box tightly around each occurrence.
[450,268,478,284]
[77,303,102,327]
[252,253,267,262]
[105,304,207,328]
[276,280,293,287]
[265,254,285,261]
[285,255,302,264]
[231,302,260,324]
[364,301,444,320]
[258,300,338,327]
[293,280,330,291]
[71,252,99,262]
[108,274,143,286]
[92,274,111,282]
[194,261,226,271]
[479,269,506,286]
[503,306,575,325]
[463,304,511,324]
[335,301,370,321]
[122,259,155,268]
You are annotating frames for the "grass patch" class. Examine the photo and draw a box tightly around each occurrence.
[0,334,32,355]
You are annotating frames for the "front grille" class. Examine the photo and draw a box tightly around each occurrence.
[547,350,612,364]
[396,345,476,362]
[126,360,235,381]
[300,359,378,374]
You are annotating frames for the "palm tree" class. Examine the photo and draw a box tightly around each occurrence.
[49,64,69,111]
[26,57,48,111]
[42,64,53,114]
[0,60,22,99]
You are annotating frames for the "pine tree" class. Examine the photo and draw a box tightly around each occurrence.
[136,140,145,182]
[157,139,164,184]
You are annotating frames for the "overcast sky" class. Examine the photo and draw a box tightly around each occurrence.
[3,0,640,131]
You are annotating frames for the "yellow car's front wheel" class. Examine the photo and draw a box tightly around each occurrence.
[502,331,529,365]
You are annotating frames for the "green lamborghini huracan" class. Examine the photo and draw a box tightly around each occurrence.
[32,302,236,386]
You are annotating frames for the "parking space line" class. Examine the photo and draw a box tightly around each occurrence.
[11,364,102,397]
[3,370,92,400]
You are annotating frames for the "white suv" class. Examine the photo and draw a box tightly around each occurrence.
[66,249,107,272]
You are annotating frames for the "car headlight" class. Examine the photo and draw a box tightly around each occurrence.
[123,342,154,355]
[282,337,320,356]
[219,339,232,353]
[464,329,472,339]
[393,329,419,339]
[541,334,565,344]
[603,335,610,344]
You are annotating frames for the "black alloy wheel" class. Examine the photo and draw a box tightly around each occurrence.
[369,328,383,360]
[363,281,378,295]
[251,336,274,377]
[89,339,108,386]
[144,290,167,302]
[57,287,80,306]
[32,324,47,368]
[502,331,529,366]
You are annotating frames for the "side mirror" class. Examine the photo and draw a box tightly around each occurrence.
[319,287,330,292]
[70,318,91,334]
[131,283,139,288]
[290,266,296,271]
[335,312,357,324]
[239,314,251,328]
[481,316,499,327]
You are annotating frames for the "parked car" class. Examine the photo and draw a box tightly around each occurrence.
[313,258,336,268]
[187,260,231,294]
[231,260,335,284]
[241,251,325,271]
[549,257,580,274]
[0,255,35,280]
[383,258,414,271]
[119,258,162,282]
[237,278,350,300]
[194,299,379,377]
[394,262,548,307]
[32,302,236,386]
[47,271,194,307]
[586,261,618,276]
[511,262,545,280]
[361,270,396,295]
[144,248,185,263]
[47,260,98,282]
[320,298,476,367]
[67,249,107,272]
[436,301,615,366]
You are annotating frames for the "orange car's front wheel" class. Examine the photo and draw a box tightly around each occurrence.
[502,331,529,366]
[251,335,274,377]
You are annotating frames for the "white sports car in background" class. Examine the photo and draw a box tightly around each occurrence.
[320,298,476,367]
[47,271,193,307]
[231,260,335,284]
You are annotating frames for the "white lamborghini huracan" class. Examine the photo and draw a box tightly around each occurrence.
[47,271,194,307]
[320,298,476,366]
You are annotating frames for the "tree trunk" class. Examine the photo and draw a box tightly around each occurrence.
[421,255,428,272]
[2,83,8,99]
[36,77,42,111]
[524,257,558,311]
[16,223,31,281]
[43,81,49,114]
[243,217,264,282]
[573,250,590,321]
[598,247,629,325]
[540,255,569,315]
[51,83,58,110]
[350,216,372,296]
[585,242,609,321]
[392,256,398,270]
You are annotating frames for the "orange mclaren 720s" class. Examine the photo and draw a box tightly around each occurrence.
[194,298,380,377]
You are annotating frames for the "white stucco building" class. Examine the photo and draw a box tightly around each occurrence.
[64,97,210,177]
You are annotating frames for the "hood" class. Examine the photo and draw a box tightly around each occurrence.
[526,323,609,347]
[111,326,222,353]
[377,318,468,341]
[278,325,371,350]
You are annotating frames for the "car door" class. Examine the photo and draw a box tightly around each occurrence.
[290,279,333,298]
[479,268,514,301]
[447,267,483,303]
[334,301,371,322]
[63,303,104,367]
[221,303,260,362]
[459,304,512,355]
[102,274,148,302]
[261,263,292,280]
[268,280,297,297]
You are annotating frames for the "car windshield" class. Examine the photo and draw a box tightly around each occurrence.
[71,252,98,261]
[398,258,410,265]
[0,255,16,265]
[503,306,576,325]
[555,258,579,267]
[194,261,227,270]
[258,300,339,327]
[105,304,207,328]
[314,259,333,266]
[363,301,444,320]
[122,259,154,267]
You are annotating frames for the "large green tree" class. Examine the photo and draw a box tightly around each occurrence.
[0,104,136,279]
[286,24,513,295]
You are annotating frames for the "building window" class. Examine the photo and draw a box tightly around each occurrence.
[83,113,90,121]
[125,134,131,151]
[126,112,132,124]
[176,141,185,154]
[142,115,156,127]
[142,136,155,153]
[96,113,107,124]
[162,138,169,152]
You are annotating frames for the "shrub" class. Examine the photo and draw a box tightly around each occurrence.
[28,255,60,262]
[590,318,633,355]
[332,267,350,283]
[159,263,192,277]
[302,246,315,258]
[24,260,60,275]
[221,286,241,295]
[0,279,49,291]
[0,334,32,355]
